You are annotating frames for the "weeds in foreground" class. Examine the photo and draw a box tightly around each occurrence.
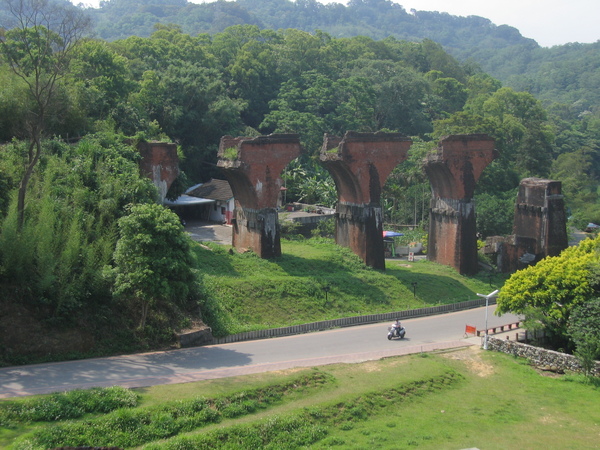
[12,371,334,449]
[0,386,138,427]
[142,370,462,449]
[5,352,600,450]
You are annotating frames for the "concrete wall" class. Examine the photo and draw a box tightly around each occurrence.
[205,198,235,224]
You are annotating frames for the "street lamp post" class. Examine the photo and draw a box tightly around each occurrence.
[476,289,499,350]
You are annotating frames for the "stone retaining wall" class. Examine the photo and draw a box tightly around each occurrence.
[200,298,491,346]
[487,337,600,375]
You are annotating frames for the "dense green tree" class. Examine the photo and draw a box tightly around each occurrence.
[474,193,514,238]
[0,66,28,141]
[277,28,330,79]
[568,298,600,375]
[480,87,554,177]
[69,39,134,124]
[260,71,332,152]
[424,71,468,117]
[497,235,600,349]
[111,203,198,329]
[0,134,157,320]
[550,149,598,219]
[349,60,431,135]
[224,28,283,128]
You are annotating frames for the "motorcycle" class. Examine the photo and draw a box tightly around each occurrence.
[387,323,406,340]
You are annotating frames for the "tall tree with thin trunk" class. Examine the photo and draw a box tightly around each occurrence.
[0,0,90,229]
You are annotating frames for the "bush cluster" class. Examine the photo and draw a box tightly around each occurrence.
[0,386,138,427]
[13,370,333,449]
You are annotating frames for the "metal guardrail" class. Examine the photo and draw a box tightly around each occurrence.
[476,321,522,337]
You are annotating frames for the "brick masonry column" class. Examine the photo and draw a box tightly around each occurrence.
[137,141,179,202]
[425,134,497,275]
[513,178,568,258]
[217,134,301,258]
[320,131,412,270]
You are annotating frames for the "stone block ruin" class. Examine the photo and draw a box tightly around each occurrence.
[319,131,413,270]
[483,178,568,273]
[424,134,498,275]
[209,131,566,276]
[217,134,301,258]
[137,140,179,202]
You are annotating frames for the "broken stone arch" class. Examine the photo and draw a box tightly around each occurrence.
[217,132,498,275]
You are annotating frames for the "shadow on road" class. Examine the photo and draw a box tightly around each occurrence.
[0,346,252,398]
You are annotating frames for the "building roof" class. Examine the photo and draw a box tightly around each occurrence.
[187,179,233,202]
[163,195,215,206]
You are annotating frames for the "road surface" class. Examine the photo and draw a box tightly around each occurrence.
[0,305,519,398]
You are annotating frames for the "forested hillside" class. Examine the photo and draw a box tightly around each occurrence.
[76,0,600,115]
[1,0,600,363]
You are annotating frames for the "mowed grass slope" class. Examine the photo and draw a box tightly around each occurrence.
[196,238,503,336]
[4,349,599,449]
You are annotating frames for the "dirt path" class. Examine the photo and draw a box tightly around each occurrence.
[184,220,232,244]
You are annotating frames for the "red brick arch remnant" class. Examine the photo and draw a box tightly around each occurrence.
[425,134,498,275]
[137,141,179,202]
[217,134,301,258]
[320,131,413,270]
[513,177,568,258]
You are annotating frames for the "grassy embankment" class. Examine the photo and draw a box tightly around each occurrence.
[3,349,599,449]
[197,237,505,337]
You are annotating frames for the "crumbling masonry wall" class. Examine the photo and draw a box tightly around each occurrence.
[425,135,497,275]
[217,134,301,258]
[484,178,568,273]
[487,337,600,376]
[513,178,568,258]
[138,141,179,202]
[320,131,412,270]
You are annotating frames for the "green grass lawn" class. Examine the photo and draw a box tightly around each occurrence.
[197,238,506,336]
[3,348,599,449]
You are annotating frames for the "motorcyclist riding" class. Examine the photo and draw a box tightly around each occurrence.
[391,319,402,337]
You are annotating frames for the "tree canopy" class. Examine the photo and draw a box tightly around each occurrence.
[112,203,198,329]
[497,236,600,349]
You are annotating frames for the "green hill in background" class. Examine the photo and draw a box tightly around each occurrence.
[79,0,599,115]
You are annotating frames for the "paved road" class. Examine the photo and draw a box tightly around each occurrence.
[0,305,519,399]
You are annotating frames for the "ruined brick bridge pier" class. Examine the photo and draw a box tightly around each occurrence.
[214,132,498,275]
